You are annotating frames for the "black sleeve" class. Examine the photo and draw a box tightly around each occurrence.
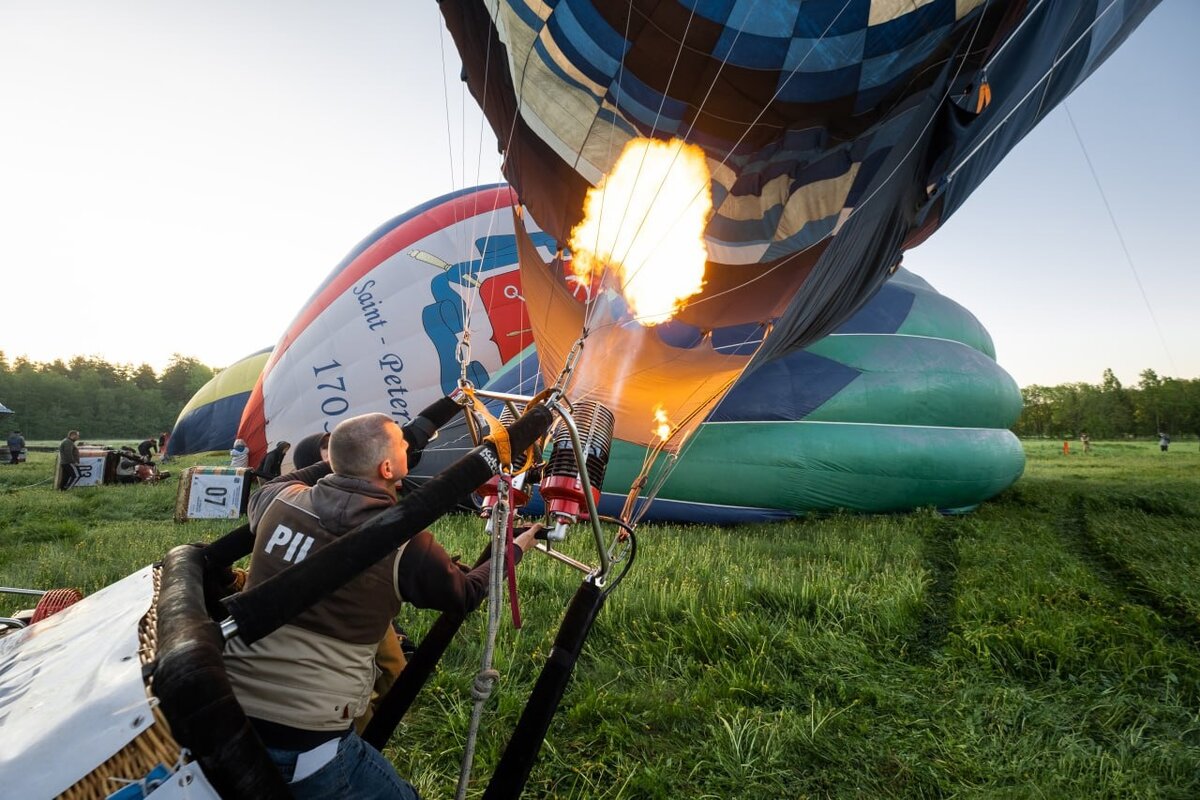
[394,531,524,617]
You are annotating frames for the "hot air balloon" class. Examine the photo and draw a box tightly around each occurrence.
[166,347,271,457]
[238,185,558,463]
[419,266,1024,520]
[439,0,1160,516]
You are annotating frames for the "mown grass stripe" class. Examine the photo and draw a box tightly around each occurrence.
[1061,492,1200,648]
[904,514,960,664]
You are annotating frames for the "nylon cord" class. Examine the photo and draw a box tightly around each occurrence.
[439,14,457,189]
[455,474,511,800]
[1063,101,1177,373]
[579,2,704,334]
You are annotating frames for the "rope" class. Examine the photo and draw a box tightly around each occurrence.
[579,2,705,333]
[436,6,510,387]
[588,0,988,324]
[471,668,501,702]
[593,0,858,315]
[438,11,457,190]
[982,0,1047,70]
[455,473,512,800]
[1063,102,1177,373]
[4,476,53,491]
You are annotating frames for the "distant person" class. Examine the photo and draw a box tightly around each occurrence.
[256,440,290,480]
[114,446,157,484]
[1159,432,1170,452]
[159,431,171,464]
[58,430,81,490]
[1080,431,1092,454]
[230,438,251,469]
[7,430,24,465]
[137,437,158,460]
[290,431,331,470]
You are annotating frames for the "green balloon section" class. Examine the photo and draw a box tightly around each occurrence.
[484,267,1024,522]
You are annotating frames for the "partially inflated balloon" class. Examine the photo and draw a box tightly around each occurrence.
[238,185,556,460]
[420,268,1024,521]
[167,347,270,456]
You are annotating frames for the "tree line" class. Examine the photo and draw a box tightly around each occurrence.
[0,353,215,441]
[2,353,1196,444]
[1015,368,1200,440]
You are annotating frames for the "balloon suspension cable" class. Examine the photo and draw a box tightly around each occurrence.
[634,452,680,528]
[558,0,994,331]
[596,517,638,596]
[457,333,473,389]
[549,335,587,402]
[618,474,647,532]
[457,469,513,800]
[944,0,1122,188]
[430,391,635,800]
[622,386,723,526]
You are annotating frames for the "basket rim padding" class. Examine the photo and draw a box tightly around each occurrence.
[153,545,291,799]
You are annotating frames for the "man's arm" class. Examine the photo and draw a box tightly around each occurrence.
[395,525,541,617]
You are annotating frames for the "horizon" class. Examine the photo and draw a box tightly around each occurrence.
[2,343,1194,392]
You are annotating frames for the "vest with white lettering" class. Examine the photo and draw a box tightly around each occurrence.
[224,482,405,730]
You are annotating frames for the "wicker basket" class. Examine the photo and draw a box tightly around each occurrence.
[174,466,252,522]
[58,567,187,800]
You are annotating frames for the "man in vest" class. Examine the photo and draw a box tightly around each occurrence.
[224,411,540,798]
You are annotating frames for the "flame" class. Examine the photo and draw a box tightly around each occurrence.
[569,138,712,325]
[653,405,672,442]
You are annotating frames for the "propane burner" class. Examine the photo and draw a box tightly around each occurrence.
[540,400,615,541]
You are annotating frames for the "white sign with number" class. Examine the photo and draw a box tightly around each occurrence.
[186,472,244,519]
[73,455,108,487]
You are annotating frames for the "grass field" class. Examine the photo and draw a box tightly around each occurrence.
[2,442,1198,798]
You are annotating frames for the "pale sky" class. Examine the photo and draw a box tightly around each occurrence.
[1,0,1195,389]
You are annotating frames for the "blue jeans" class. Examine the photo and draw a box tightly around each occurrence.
[266,730,421,799]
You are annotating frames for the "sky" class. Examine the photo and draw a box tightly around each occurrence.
[1,0,1196,389]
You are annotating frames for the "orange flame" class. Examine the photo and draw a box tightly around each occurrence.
[569,138,711,325]
[653,405,672,442]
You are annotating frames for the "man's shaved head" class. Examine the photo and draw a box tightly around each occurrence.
[329,413,407,481]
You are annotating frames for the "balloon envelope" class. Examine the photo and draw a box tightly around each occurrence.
[167,347,271,456]
[420,267,1025,521]
[443,0,1159,447]
[238,185,556,460]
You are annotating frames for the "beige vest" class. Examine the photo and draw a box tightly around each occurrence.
[224,484,406,730]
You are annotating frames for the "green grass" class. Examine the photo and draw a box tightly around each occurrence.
[2,442,1199,798]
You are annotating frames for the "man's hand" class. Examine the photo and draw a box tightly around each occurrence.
[513,522,544,554]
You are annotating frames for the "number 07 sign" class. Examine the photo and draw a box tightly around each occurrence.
[175,467,251,521]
